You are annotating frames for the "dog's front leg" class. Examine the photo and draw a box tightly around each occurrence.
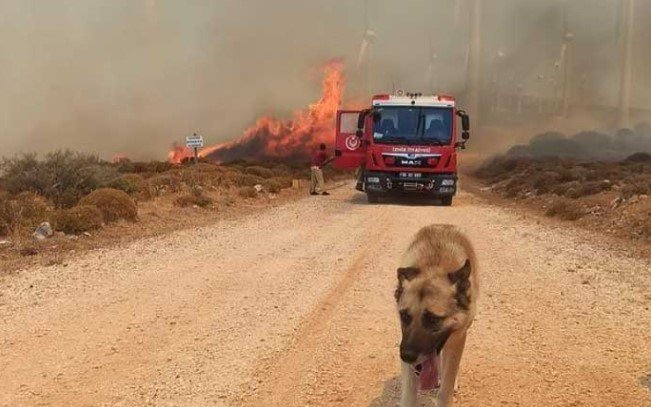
[400,361,418,407]
[437,331,467,407]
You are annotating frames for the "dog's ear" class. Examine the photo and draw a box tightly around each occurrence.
[447,259,471,285]
[397,267,420,283]
[448,260,472,310]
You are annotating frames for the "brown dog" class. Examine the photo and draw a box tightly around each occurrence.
[395,225,479,407]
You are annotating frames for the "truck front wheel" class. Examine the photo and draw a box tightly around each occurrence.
[367,193,380,204]
[440,196,453,206]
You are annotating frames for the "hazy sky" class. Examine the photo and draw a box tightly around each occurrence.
[0,0,648,159]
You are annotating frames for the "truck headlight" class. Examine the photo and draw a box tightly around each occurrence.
[366,176,380,183]
[441,179,455,186]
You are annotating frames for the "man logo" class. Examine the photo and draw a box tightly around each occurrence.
[400,159,421,166]
[345,135,361,151]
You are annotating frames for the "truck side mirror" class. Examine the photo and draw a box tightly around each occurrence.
[356,129,363,138]
[462,115,470,132]
[462,131,470,140]
[456,110,470,131]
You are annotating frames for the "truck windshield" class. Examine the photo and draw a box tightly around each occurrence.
[372,106,453,146]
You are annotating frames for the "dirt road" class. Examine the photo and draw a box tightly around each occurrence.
[1,184,650,406]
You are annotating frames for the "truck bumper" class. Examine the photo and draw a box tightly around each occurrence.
[361,170,457,196]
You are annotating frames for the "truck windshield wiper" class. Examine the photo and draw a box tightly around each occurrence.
[423,138,444,146]
[382,136,408,144]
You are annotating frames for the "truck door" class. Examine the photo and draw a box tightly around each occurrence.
[334,110,366,169]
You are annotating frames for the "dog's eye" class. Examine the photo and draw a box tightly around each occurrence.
[399,310,412,326]
[422,311,443,328]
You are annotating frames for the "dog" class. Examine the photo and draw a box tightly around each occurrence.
[395,225,479,407]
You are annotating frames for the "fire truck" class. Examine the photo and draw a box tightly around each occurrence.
[334,92,470,205]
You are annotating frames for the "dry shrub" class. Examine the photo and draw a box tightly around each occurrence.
[264,179,283,193]
[245,166,274,179]
[191,163,221,172]
[621,181,651,198]
[625,152,651,163]
[475,156,530,180]
[174,188,213,208]
[238,186,258,199]
[0,192,15,236]
[272,176,292,188]
[179,169,222,189]
[573,181,611,198]
[545,198,585,221]
[234,174,265,187]
[216,194,236,207]
[148,173,182,194]
[531,171,561,194]
[124,160,173,174]
[52,205,103,234]
[79,188,137,223]
[502,178,526,198]
[0,192,51,236]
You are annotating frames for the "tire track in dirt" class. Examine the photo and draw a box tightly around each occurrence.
[238,205,394,406]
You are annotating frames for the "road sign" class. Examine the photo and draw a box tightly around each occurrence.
[186,134,204,148]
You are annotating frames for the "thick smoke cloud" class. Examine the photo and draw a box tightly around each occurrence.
[0,0,649,160]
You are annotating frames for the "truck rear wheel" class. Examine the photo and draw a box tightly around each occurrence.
[367,193,379,204]
[440,196,453,206]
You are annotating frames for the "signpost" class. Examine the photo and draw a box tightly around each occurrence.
[185,133,204,164]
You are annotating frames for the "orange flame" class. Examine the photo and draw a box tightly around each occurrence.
[168,59,345,164]
[112,153,130,164]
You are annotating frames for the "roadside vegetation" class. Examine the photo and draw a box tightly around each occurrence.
[475,152,651,242]
[0,150,348,272]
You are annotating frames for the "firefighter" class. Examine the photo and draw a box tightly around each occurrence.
[310,143,333,196]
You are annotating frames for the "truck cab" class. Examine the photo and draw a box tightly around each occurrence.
[334,92,470,205]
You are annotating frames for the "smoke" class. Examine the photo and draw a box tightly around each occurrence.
[0,0,650,160]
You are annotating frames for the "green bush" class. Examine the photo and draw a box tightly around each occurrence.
[52,205,103,234]
[1,150,118,208]
[107,174,146,195]
[79,188,137,223]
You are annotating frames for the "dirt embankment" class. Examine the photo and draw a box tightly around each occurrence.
[473,153,651,251]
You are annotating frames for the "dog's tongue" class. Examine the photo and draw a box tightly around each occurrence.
[418,353,439,391]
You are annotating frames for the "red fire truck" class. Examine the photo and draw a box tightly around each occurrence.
[334,92,470,205]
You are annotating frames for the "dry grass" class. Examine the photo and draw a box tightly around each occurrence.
[174,188,214,208]
[545,198,585,221]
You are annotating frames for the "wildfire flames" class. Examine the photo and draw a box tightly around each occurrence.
[168,59,345,164]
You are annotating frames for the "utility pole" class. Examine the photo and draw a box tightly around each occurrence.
[467,0,482,124]
[561,0,574,118]
[618,0,635,128]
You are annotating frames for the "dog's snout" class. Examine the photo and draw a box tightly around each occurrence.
[399,344,419,364]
